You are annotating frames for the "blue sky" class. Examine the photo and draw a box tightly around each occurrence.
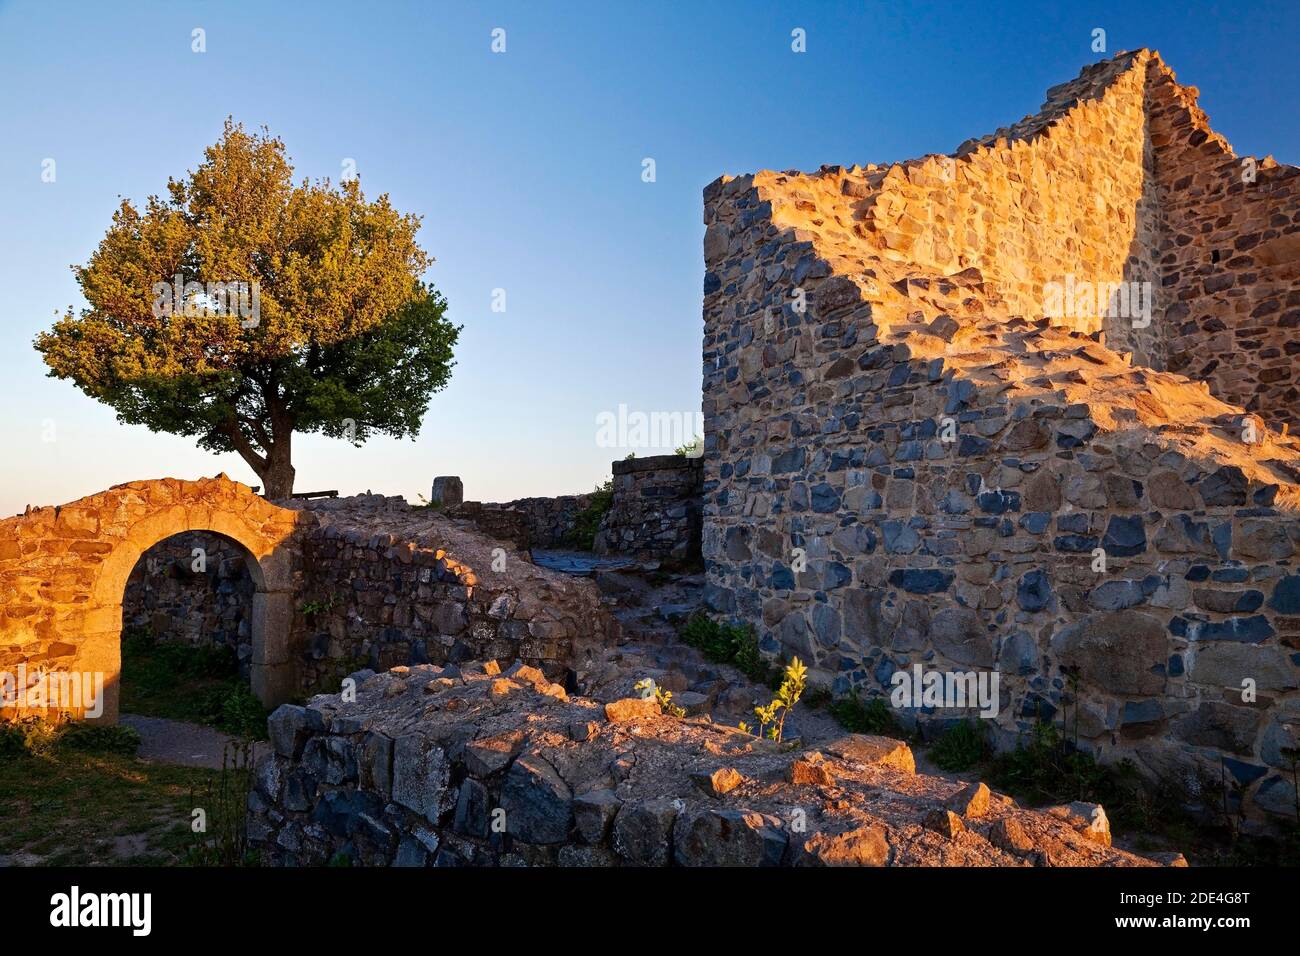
[0,0,1295,514]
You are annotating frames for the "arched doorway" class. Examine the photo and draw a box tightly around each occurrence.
[78,494,303,724]
[0,476,309,726]
[119,531,260,730]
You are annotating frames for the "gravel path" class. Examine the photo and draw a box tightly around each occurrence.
[119,714,266,768]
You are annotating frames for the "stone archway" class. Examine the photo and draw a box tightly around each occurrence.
[0,475,313,724]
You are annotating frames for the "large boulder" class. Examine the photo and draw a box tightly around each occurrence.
[673,809,787,866]
[1051,612,1168,695]
[499,753,573,844]
[929,607,994,667]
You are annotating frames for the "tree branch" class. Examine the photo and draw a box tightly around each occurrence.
[222,420,268,475]
[239,414,272,452]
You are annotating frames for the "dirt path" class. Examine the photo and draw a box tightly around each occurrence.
[120,714,266,768]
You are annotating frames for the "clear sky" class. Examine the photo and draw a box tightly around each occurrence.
[1,0,1295,515]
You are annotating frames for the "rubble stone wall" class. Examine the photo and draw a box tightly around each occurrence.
[700,49,1300,821]
[493,493,597,549]
[121,531,255,667]
[595,454,704,565]
[1146,64,1300,429]
[248,661,1161,867]
[459,460,705,565]
[287,496,613,693]
[845,54,1163,364]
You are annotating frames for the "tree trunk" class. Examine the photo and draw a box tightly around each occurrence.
[224,390,296,499]
[259,456,296,499]
[260,407,295,499]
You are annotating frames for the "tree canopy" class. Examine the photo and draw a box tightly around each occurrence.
[36,119,458,497]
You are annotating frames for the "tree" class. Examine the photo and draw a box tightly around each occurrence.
[35,120,459,498]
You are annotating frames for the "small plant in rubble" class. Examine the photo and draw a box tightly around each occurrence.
[741,657,807,743]
[634,678,685,718]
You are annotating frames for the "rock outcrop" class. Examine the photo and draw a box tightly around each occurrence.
[248,658,1167,867]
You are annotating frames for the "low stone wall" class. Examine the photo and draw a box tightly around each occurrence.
[445,502,531,550]
[595,455,703,565]
[492,494,597,549]
[448,461,705,564]
[121,531,254,667]
[247,660,1163,867]
[286,496,613,694]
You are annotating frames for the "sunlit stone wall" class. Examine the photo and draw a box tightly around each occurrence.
[699,50,1300,822]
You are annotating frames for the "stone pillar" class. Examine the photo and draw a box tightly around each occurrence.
[431,476,464,508]
[251,589,297,708]
[77,629,121,724]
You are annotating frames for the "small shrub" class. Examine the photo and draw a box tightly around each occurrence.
[679,613,773,684]
[633,678,685,718]
[218,684,270,740]
[185,739,257,867]
[0,716,60,756]
[565,477,615,551]
[55,722,141,756]
[929,719,990,772]
[741,657,807,743]
[732,631,774,686]
[989,719,1108,803]
[680,613,733,662]
[299,596,341,617]
[828,693,900,736]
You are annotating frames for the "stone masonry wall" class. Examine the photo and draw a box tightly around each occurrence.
[490,493,597,549]
[286,496,613,695]
[0,476,308,722]
[121,531,255,667]
[594,454,703,565]
[700,50,1300,823]
[844,53,1164,365]
[1146,64,1300,429]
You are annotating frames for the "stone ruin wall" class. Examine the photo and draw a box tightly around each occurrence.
[1146,65,1300,427]
[451,457,705,566]
[0,481,615,724]
[594,454,704,566]
[0,477,309,721]
[121,531,255,669]
[102,461,706,703]
[118,519,591,698]
[287,496,612,694]
[474,493,597,549]
[700,50,1300,822]
[834,53,1163,364]
[248,660,1165,868]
